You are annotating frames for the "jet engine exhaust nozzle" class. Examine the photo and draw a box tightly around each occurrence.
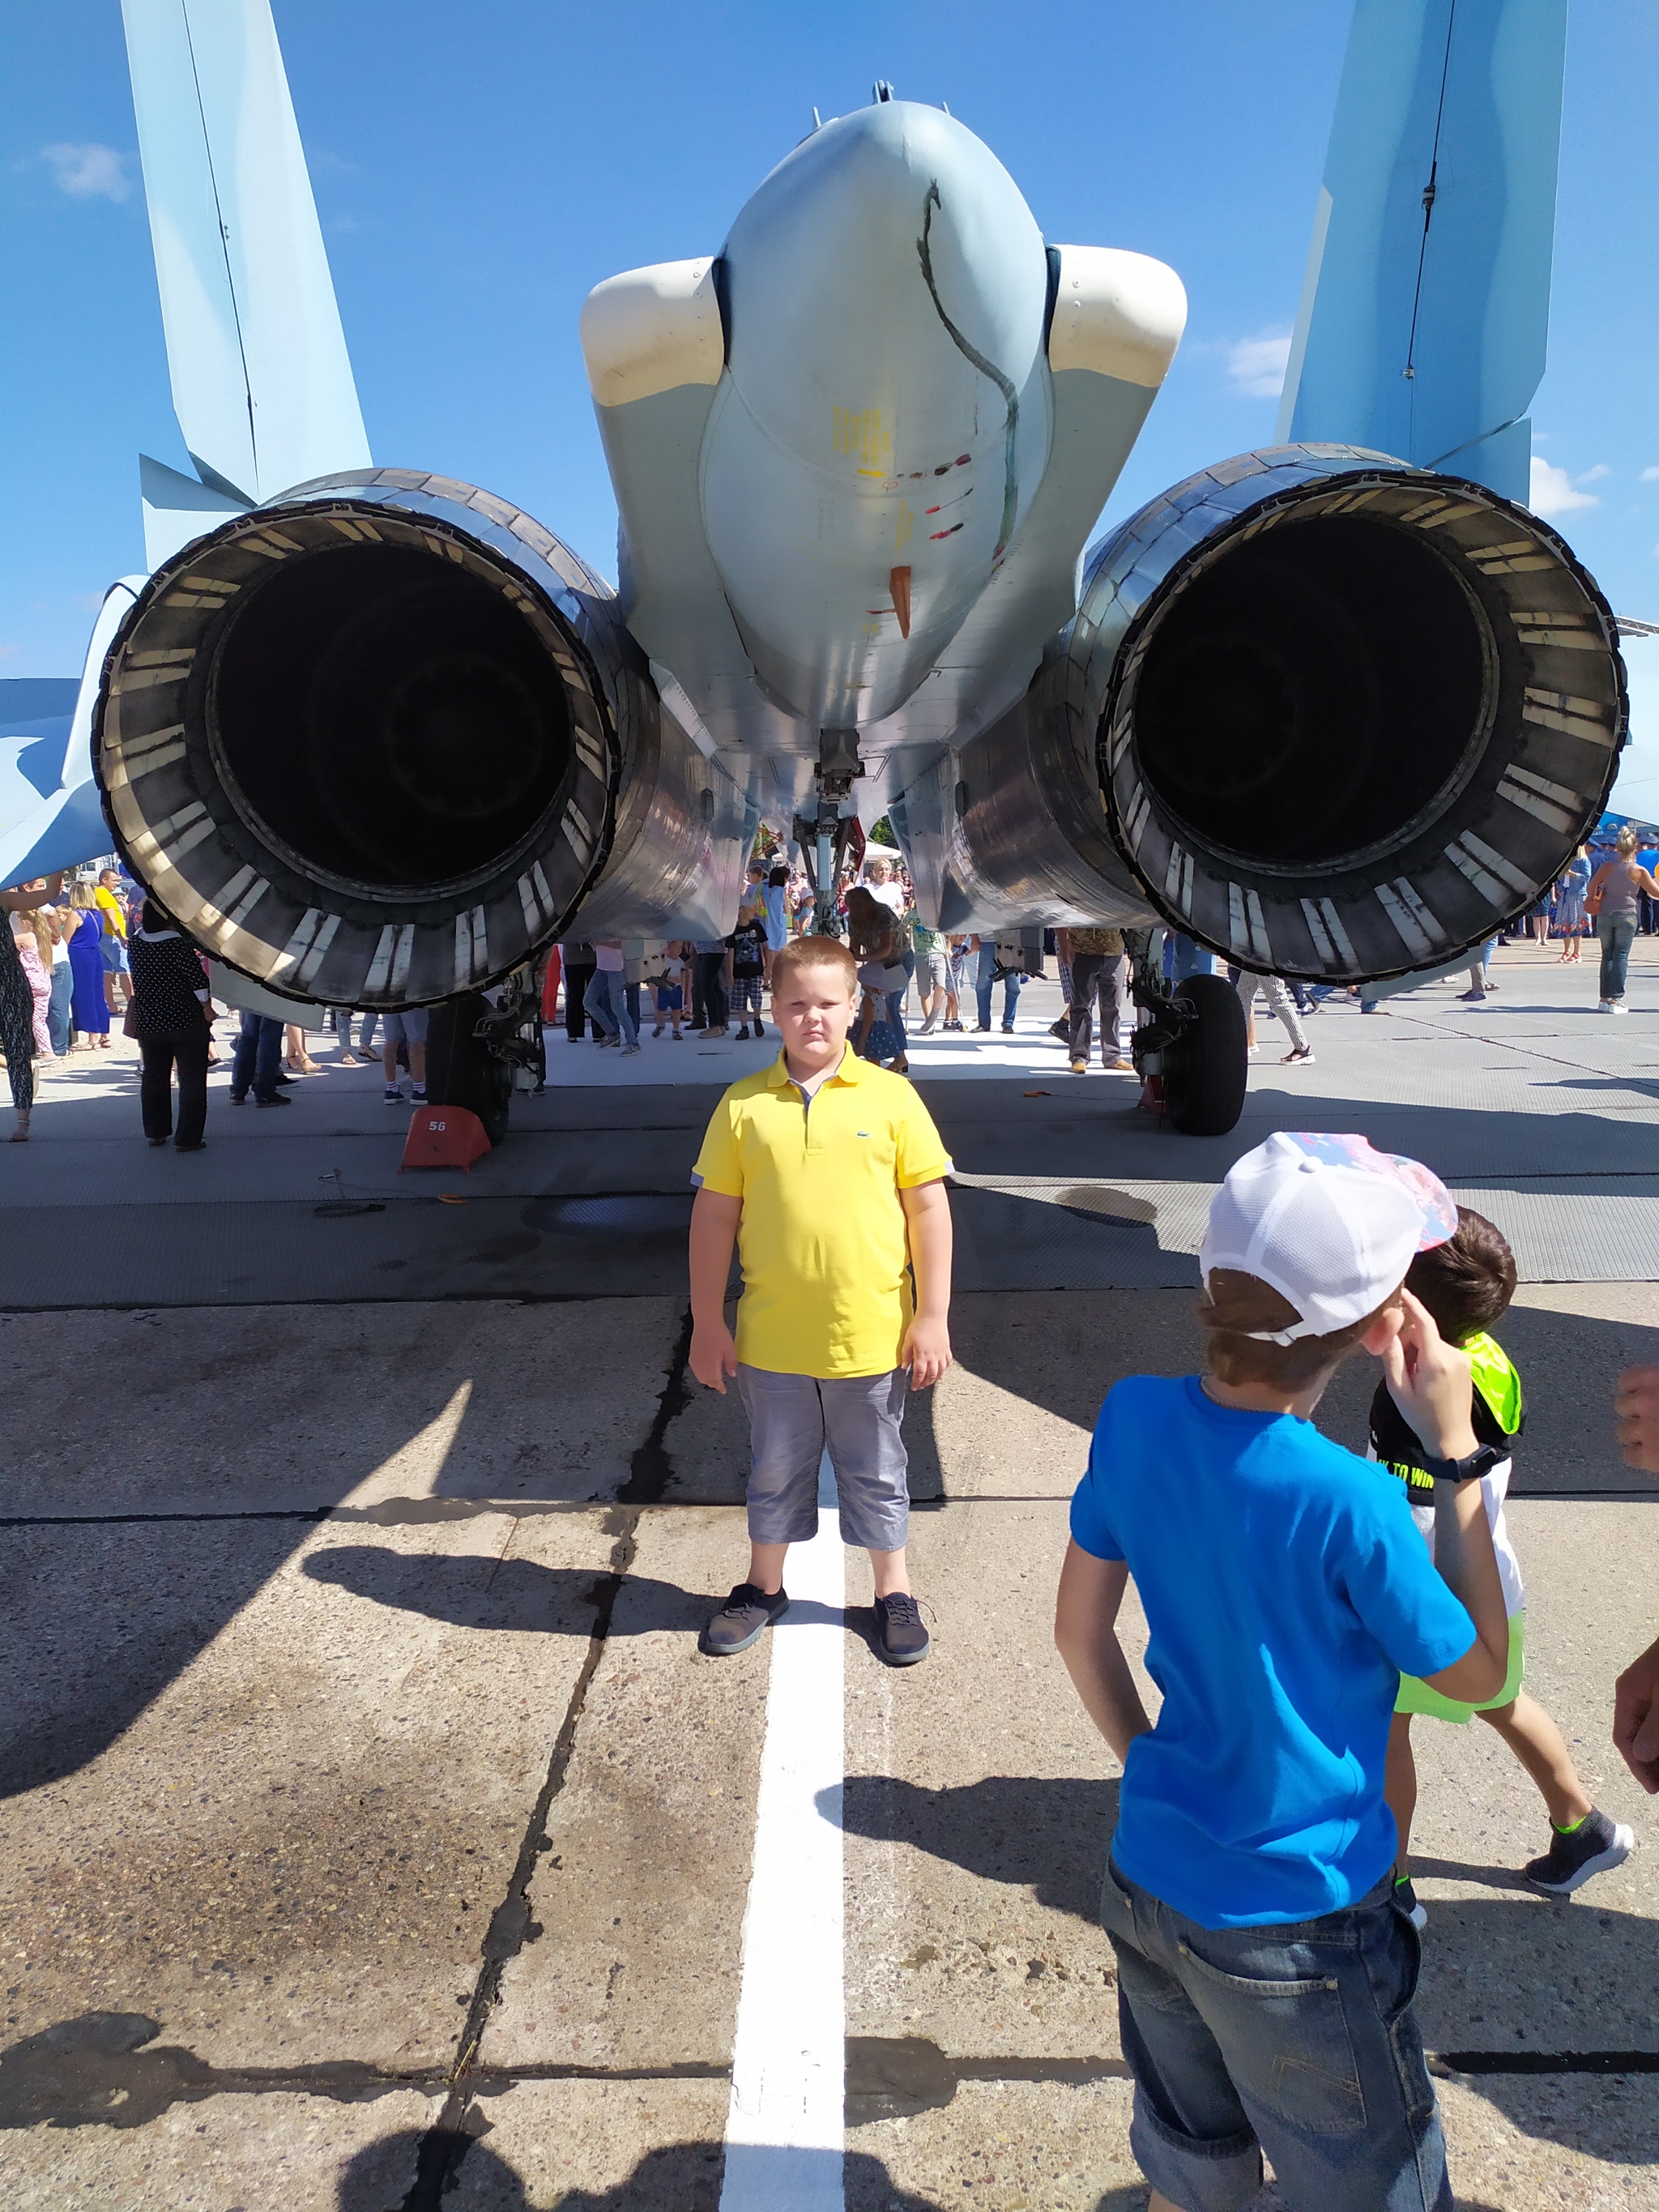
[1087,448,1625,981]
[94,472,636,1007]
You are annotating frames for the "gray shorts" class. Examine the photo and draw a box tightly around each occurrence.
[737,1364,910,1552]
[381,1008,429,1043]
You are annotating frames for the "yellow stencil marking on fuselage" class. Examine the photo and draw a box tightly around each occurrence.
[894,502,914,553]
[833,406,891,473]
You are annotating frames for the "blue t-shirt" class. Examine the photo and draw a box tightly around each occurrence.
[1069,1374,1475,1928]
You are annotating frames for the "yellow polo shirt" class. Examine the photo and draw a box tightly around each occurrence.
[692,1048,953,1378]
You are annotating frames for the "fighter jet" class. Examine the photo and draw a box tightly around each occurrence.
[7,0,1623,1134]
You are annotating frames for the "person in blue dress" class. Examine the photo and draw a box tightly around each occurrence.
[66,885,111,1048]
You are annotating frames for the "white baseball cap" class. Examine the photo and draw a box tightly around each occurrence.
[1201,1132,1456,1345]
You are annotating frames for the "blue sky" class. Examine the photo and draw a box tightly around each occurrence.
[5,0,1658,804]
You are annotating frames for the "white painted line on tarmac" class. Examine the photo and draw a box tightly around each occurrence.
[719,1452,846,2212]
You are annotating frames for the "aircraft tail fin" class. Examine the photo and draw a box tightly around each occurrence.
[121,0,370,507]
[1276,0,1567,502]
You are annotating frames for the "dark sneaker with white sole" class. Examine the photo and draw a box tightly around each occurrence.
[874,1592,930,1666]
[700,1582,789,1656]
[1525,1807,1636,1895]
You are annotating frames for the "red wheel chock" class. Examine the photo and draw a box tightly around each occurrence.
[400,1104,492,1172]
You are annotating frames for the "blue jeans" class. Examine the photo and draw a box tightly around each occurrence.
[974,946,1021,1028]
[584,967,638,1044]
[231,1011,283,1101]
[47,962,74,1054]
[1100,1860,1449,2212]
[1598,914,1637,1001]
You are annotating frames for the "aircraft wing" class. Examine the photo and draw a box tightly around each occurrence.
[1276,0,1567,501]
[0,583,141,886]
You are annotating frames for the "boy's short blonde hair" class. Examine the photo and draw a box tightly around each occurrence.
[770,933,857,995]
[1199,1269,1400,1390]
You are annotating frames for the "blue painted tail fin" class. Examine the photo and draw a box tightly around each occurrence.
[1276,0,1567,502]
[121,0,370,550]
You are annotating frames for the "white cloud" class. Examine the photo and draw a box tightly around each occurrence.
[1226,330,1292,400]
[1642,466,1659,484]
[41,142,131,202]
[1529,457,1600,517]
[1580,463,1610,481]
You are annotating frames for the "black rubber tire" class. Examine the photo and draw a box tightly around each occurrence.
[424,993,512,1147]
[1162,972,1248,1136]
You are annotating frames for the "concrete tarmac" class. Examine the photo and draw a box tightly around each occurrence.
[3,939,1657,2208]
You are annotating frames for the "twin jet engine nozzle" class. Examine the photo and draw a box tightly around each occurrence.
[94,100,1623,1003]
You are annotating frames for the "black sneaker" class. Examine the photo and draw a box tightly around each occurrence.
[1393,1874,1427,1931]
[700,1582,789,1657]
[1525,1808,1636,1895]
[874,1592,930,1667]
[736,1024,750,1040]
[254,1091,292,1108]
[753,1018,765,1036]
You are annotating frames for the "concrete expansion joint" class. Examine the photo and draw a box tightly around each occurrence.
[395,1314,696,2206]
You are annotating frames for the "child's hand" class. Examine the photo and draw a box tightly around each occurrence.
[690,1319,739,1394]
[902,1316,952,1390]
[1614,1366,1659,1472]
[1614,1634,1659,1793]
[1380,1287,1478,1460]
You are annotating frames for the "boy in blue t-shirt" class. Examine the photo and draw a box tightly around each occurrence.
[1056,1132,1509,2212]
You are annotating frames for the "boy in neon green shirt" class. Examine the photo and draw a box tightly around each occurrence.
[1373,1207,1635,1919]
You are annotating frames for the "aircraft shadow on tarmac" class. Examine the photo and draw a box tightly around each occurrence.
[922,1078,1659,1188]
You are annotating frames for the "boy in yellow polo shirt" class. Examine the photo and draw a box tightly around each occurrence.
[689,933,954,1664]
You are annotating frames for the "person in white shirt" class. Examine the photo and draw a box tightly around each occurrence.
[861,852,906,916]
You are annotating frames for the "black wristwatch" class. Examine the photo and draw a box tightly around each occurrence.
[1422,1442,1507,1485]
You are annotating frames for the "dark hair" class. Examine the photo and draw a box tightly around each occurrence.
[769,866,789,886]
[1403,1207,1515,1344]
[1197,1268,1400,1390]
[140,899,172,934]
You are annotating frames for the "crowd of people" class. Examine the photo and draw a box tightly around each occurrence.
[544,844,1152,1078]
[3,818,1655,1144]
[0,859,406,1147]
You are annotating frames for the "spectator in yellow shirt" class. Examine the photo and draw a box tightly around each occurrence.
[94,869,134,1014]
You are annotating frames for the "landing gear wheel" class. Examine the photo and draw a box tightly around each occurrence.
[424,992,512,1147]
[1162,973,1247,1136]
